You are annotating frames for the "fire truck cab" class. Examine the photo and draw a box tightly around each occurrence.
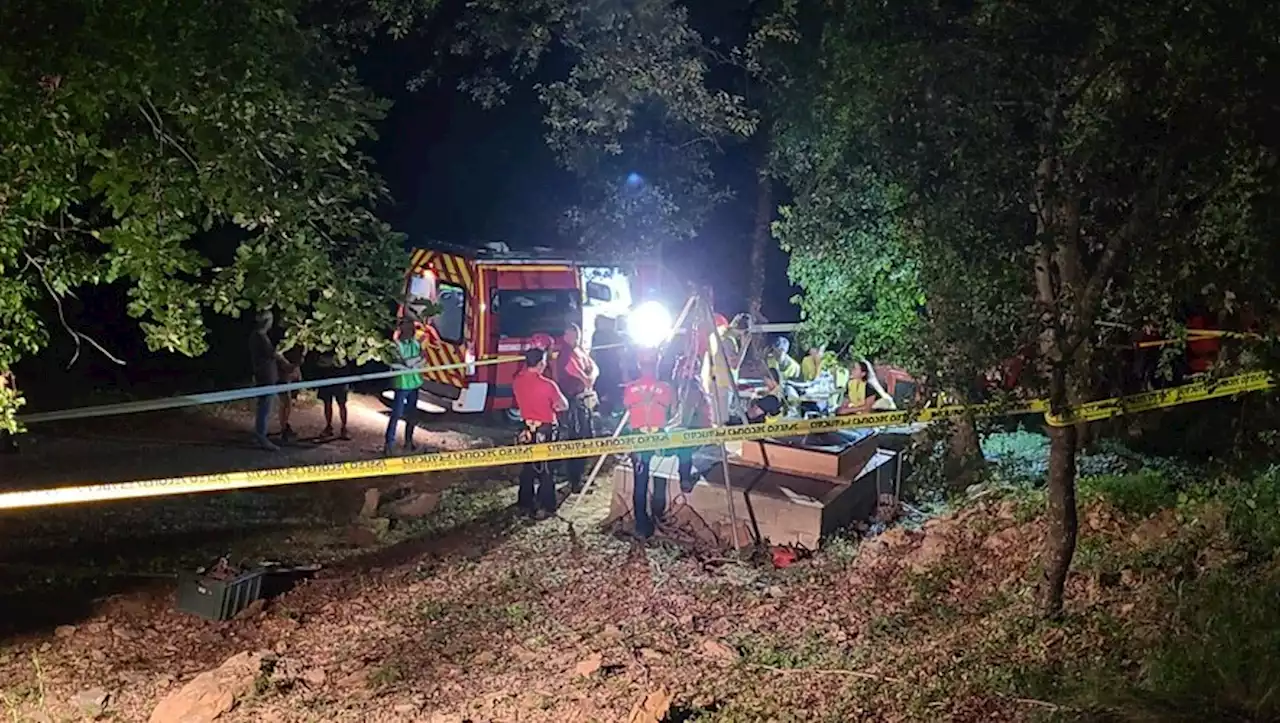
[397,241,669,414]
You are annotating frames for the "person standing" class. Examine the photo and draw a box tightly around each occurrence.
[315,351,351,439]
[385,317,424,456]
[512,347,568,518]
[249,311,288,451]
[590,316,624,417]
[672,350,712,493]
[623,349,674,538]
[553,323,598,492]
[276,344,303,442]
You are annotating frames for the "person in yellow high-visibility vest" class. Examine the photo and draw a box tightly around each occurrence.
[800,346,824,383]
[702,313,739,422]
[767,337,802,382]
[838,360,876,415]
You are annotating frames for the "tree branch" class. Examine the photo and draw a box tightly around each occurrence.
[1063,148,1179,354]
[137,100,201,172]
[23,253,126,369]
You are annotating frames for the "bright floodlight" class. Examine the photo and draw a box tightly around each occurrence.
[627,300,674,348]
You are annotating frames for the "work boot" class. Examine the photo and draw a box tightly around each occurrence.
[256,435,280,452]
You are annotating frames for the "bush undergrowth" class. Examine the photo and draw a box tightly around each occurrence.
[987,464,1280,721]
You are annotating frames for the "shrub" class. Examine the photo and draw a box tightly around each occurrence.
[1078,470,1179,518]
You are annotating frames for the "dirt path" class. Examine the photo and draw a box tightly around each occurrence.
[0,393,499,487]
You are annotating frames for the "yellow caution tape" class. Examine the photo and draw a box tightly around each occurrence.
[1044,370,1274,426]
[0,372,1270,511]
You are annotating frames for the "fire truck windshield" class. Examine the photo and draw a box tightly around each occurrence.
[495,289,579,339]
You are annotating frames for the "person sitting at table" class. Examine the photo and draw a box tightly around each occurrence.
[746,370,786,424]
[800,346,824,383]
[837,360,877,415]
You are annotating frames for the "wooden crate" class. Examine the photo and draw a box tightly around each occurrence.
[610,458,881,550]
[738,429,880,480]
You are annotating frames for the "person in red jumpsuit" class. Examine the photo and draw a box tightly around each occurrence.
[623,349,674,538]
[553,324,599,492]
[512,347,568,517]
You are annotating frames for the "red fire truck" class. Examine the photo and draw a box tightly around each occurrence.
[394,241,673,414]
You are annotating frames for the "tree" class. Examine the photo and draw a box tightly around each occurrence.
[777,0,1280,616]
[771,168,924,364]
[0,0,408,429]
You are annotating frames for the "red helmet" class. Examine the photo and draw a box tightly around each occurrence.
[529,333,554,350]
[713,313,729,329]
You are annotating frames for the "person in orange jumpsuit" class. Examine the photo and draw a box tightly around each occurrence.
[623,348,675,538]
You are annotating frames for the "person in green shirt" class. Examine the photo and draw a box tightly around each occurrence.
[385,317,424,456]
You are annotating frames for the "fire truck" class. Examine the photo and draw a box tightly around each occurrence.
[394,241,673,415]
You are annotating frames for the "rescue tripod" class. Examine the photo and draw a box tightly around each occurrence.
[573,294,749,550]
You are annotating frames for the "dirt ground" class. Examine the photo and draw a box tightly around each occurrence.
[0,394,514,638]
[2,396,1224,722]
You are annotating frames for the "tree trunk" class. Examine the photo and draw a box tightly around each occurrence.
[1040,422,1079,618]
[747,168,772,317]
[945,403,986,492]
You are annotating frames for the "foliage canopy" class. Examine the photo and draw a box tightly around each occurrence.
[0,0,409,426]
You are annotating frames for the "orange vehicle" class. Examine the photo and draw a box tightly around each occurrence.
[394,241,673,414]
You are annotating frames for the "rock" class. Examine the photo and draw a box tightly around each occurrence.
[393,703,418,715]
[72,688,109,717]
[388,492,441,519]
[700,639,739,664]
[148,651,266,723]
[637,647,664,662]
[300,668,327,687]
[626,689,672,723]
[54,625,77,638]
[359,488,381,519]
[573,653,603,677]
